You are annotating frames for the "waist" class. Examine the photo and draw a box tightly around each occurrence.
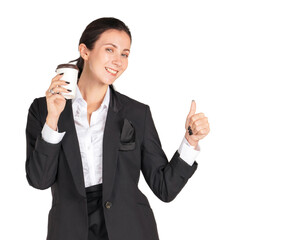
[85,183,103,193]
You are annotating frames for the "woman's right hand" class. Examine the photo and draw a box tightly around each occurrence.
[45,73,70,130]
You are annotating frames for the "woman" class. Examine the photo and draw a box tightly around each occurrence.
[25,17,210,240]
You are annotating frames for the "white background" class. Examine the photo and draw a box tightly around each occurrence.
[1,0,291,239]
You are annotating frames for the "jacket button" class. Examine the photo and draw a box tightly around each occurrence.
[105,201,112,209]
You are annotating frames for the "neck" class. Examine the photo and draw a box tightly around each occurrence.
[77,71,108,107]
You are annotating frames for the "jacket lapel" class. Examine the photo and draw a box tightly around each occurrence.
[58,84,124,199]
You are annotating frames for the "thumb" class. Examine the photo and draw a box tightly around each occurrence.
[188,100,196,117]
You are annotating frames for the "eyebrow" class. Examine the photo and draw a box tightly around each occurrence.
[104,43,130,52]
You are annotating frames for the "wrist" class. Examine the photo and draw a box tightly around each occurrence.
[184,133,199,148]
[46,115,60,131]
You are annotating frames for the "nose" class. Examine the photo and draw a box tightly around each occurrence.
[112,54,122,68]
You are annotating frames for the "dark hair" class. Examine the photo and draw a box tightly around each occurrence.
[69,17,132,86]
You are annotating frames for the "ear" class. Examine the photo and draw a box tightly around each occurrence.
[79,43,90,61]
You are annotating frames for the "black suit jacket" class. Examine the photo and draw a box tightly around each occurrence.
[25,84,198,240]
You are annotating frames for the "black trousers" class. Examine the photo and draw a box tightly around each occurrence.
[85,183,109,240]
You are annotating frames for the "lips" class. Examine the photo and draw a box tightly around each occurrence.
[105,67,118,75]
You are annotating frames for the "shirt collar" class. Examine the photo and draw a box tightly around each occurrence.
[72,84,110,109]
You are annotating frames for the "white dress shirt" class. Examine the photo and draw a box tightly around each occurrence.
[41,85,200,187]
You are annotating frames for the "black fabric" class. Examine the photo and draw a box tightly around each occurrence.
[86,183,109,240]
[25,85,199,240]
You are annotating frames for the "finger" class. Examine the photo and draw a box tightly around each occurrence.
[200,123,210,132]
[187,100,196,118]
[188,119,209,135]
[192,117,208,127]
[47,80,70,95]
[191,118,208,131]
[187,124,199,135]
[47,92,66,101]
[46,88,57,96]
[195,126,209,135]
[52,79,70,85]
[46,91,54,97]
[46,86,69,97]
[53,86,71,94]
[188,132,206,140]
[46,88,54,96]
[185,100,196,129]
[52,73,64,82]
[49,80,69,90]
[195,121,210,134]
[188,113,206,126]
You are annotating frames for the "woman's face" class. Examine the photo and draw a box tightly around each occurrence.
[81,29,131,85]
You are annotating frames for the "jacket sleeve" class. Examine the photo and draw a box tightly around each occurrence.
[140,105,198,203]
[25,98,62,190]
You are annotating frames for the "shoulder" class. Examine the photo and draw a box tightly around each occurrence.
[27,96,48,124]
[28,96,46,110]
[114,89,149,111]
[29,96,47,113]
[113,89,153,123]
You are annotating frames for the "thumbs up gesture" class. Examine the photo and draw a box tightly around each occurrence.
[185,100,210,147]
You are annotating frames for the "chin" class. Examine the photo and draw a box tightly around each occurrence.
[102,77,117,86]
[105,74,122,84]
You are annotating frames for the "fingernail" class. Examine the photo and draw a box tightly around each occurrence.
[65,81,70,84]
[59,73,64,75]
[67,89,72,92]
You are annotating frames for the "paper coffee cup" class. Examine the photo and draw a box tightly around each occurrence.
[55,63,79,99]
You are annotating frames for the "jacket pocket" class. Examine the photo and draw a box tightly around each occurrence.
[119,141,136,151]
[119,118,136,151]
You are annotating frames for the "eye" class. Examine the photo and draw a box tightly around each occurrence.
[122,53,129,58]
[106,48,113,53]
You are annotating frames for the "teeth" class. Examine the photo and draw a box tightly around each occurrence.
[106,67,117,74]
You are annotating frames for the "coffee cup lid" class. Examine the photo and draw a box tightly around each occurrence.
[56,63,79,71]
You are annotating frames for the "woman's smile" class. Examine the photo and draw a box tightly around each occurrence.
[105,67,118,75]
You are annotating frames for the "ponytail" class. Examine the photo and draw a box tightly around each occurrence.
[69,57,84,82]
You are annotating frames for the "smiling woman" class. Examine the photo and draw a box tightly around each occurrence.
[75,29,131,88]
[69,18,132,82]
[25,16,209,240]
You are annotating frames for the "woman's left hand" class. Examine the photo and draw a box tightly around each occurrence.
[184,100,210,147]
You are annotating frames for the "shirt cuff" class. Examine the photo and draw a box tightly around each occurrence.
[41,122,66,144]
[178,136,200,166]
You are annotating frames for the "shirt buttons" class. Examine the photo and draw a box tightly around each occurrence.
[105,201,112,209]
